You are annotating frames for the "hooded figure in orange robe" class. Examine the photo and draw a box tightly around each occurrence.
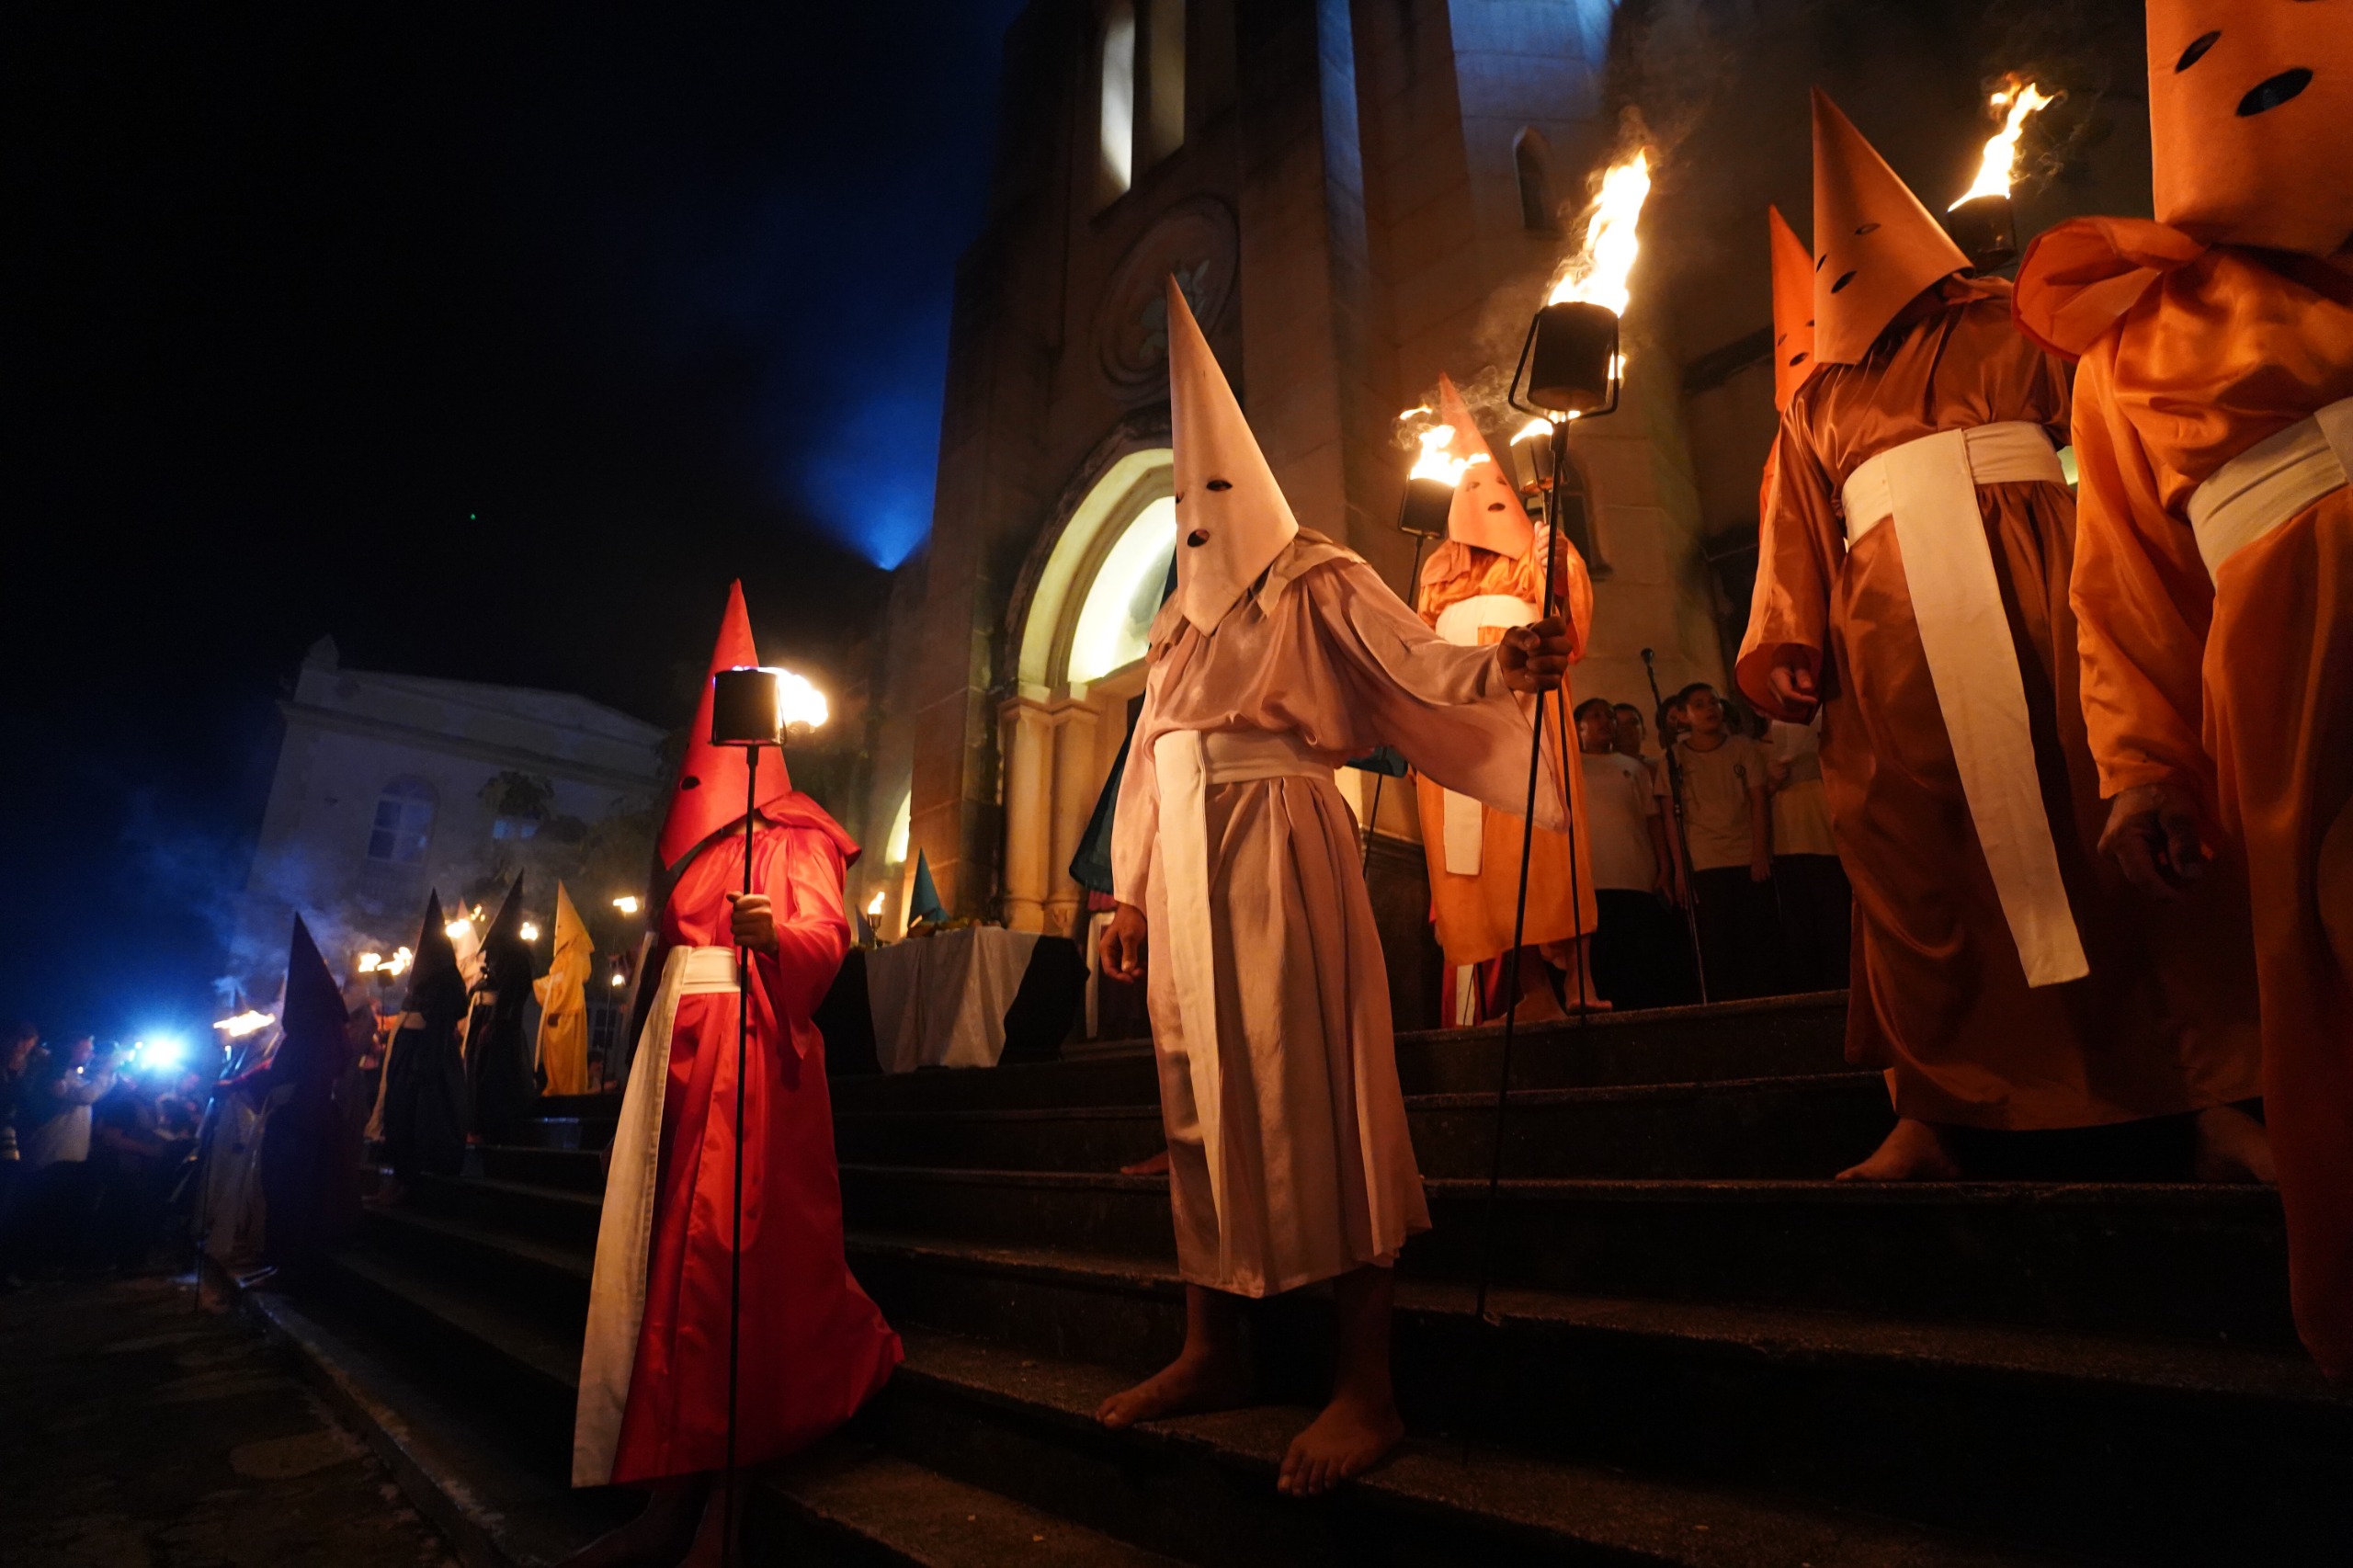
[1758,202,1818,523]
[1412,374,1601,1020]
[1095,280,1574,1494]
[2013,3,2350,1375]
[572,583,899,1534]
[1740,90,2264,1182]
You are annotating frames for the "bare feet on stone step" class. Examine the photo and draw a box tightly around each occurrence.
[1836,1117,1962,1182]
[1277,1392,1404,1497]
[1120,1149,1171,1176]
[2191,1105,2277,1183]
[1507,987,1568,1026]
[1096,1349,1248,1428]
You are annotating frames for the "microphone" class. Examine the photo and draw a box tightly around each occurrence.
[1640,647,1655,666]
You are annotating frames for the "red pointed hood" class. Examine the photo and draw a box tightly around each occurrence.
[658,582,798,871]
[1434,374,1534,559]
[1811,89,1970,367]
[1768,205,1818,412]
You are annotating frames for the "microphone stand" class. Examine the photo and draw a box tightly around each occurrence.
[1643,648,1710,1004]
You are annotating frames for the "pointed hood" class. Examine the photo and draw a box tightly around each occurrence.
[545,883,592,978]
[1434,374,1534,559]
[1810,89,1971,367]
[1768,204,1818,411]
[478,874,533,994]
[2147,2,2353,256]
[657,581,798,871]
[1165,277,1299,632]
[275,915,349,1082]
[908,849,947,928]
[400,892,468,1029]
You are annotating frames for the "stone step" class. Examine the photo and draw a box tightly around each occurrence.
[835,1167,2297,1346]
[870,1327,2069,1568]
[832,1073,1896,1179]
[272,1249,1188,1567]
[842,1235,2350,1566]
[825,994,1853,1115]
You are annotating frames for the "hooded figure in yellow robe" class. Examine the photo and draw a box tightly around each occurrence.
[534,882,595,1096]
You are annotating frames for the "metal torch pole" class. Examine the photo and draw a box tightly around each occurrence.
[1643,649,1710,1005]
[1360,507,1433,873]
[725,745,756,1565]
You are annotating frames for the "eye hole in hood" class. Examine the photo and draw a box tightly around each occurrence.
[1206,478,1232,491]
[1187,529,1211,547]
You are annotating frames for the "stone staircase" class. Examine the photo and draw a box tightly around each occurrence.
[244,993,2351,1566]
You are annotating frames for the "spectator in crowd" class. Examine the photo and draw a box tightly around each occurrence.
[21,1033,116,1262]
[1766,715,1852,989]
[1669,685,1782,1000]
[0,1023,40,1284]
[1576,700,1692,1008]
[91,1070,188,1273]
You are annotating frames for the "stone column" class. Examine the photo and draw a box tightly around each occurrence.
[999,697,1057,933]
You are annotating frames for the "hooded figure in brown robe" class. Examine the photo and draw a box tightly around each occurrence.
[1739,90,2265,1181]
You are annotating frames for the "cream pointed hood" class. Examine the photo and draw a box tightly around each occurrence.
[1811,89,1970,367]
[1435,374,1533,559]
[1165,277,1299,632]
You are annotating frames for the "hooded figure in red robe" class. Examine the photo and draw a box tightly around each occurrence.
[1740,90,2265,1183]
[2013,3,2350,1375]
[570,582,899,1559]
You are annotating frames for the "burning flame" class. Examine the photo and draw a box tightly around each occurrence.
[1408,424,1487,488]
[1509,418,1555,445]
[446,916,473,940]
[519,921,541,942]
[213,1010,274,1039]
[768,667,830,733]
[611,895,641,915]
[386,947,413,977]
[357,951,382,973]
[608,971,627,987]
[1545,149,1653,317]
[1950,81,2057,210]
[865,890,885,918]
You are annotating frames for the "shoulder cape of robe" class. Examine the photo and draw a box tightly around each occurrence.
[2016,217,2353,1378]
[574,803,900,1485]
[1740,275,2261,1133]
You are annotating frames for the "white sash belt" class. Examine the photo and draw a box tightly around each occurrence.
[1152,729,1334,1256]
[1433,594,1540,875]
[2188,397,2353,584]
[574,942,733,1485]
[1842,422,2087,988]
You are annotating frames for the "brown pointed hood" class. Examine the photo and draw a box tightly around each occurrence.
[1434,374,1533,559]
[1165,277,1299,632]
[1768,204,1818,411]
[2147,1,2353,256]
[1811,89,1971,367]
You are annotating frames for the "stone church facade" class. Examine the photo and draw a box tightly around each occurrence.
[858,0,2154,1023]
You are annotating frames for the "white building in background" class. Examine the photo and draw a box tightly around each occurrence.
[227,638,665,996]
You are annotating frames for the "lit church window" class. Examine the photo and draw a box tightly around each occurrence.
[1143,0,1185,165]
[367,778,436,865]
[1516,130,1558,233]
[885,790,911,866]
[1098,2,1136,205]
[1067,494,1176,686]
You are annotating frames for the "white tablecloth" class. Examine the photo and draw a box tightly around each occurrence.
[866,925,1046,1074]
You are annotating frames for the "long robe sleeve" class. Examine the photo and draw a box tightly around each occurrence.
[1737,411,1839,719]
[750,824,852,1055]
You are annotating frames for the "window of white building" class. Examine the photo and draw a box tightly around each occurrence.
[367,778,436,864]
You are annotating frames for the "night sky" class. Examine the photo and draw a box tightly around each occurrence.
[4,4,1026,1041]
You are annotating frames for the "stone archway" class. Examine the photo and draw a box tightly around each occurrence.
[999,448,1176,936]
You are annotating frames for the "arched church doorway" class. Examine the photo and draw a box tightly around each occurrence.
[1001,448,1176,938]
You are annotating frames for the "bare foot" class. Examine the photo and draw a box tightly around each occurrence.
[2191,1105,2278,1183]
[1277,1392,1404,1496]
[1120,1149,1172,1176]
[1096,1349,1249,1429]
[1836,1118,1962,1182]
[1507,986,1567,1026]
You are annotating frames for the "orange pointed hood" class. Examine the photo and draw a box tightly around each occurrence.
[1435,374,1533,559]
[1165,277,1299,632]
[1811,89,1970,367]
[656,581,796,871]
[2147,3,2353,256]
[1768,204,1818,411]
